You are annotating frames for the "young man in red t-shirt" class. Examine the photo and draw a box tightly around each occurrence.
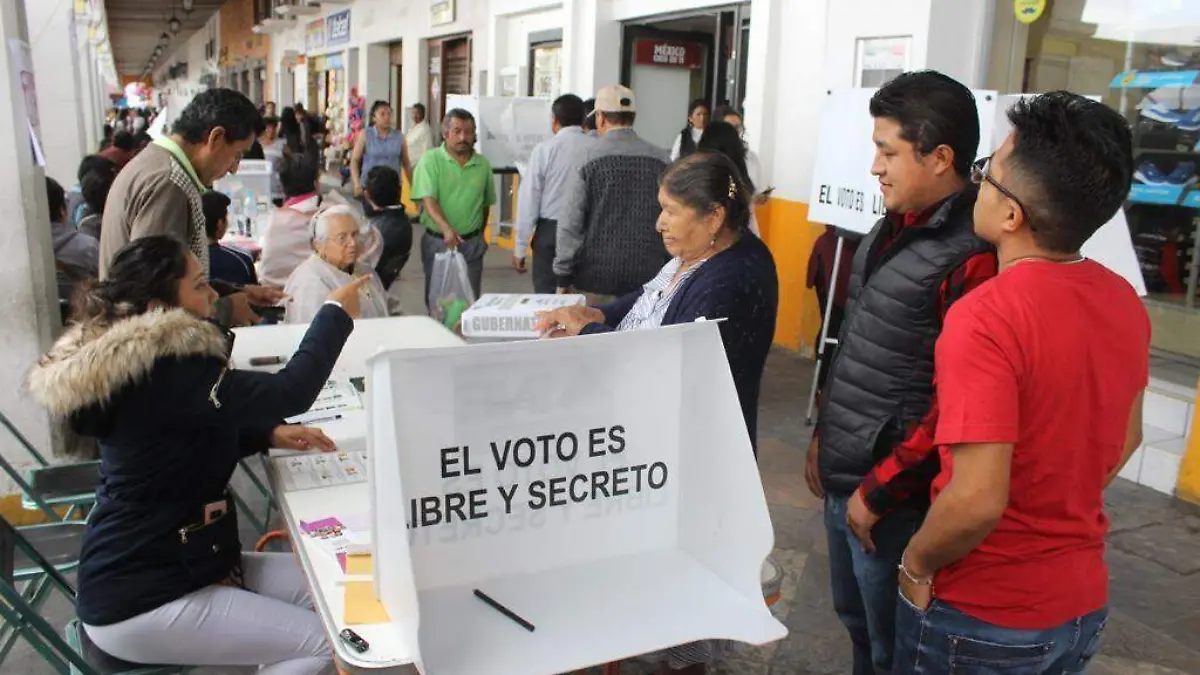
[892,92,1149,673]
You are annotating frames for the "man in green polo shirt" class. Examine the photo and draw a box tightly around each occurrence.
[411,108,496,304]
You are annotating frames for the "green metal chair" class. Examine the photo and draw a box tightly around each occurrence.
[0,410,272,537]
[234,456,278,534]
[0,515,185,675]
[0,411,99,521]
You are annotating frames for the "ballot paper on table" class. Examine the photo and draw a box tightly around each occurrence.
[285,376,363,425]
[274,451,370,491]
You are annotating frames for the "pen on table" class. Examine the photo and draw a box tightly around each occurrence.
[304,414,344,424]
[473,589,535,632]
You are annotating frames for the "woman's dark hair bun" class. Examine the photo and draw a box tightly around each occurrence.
[660,153,752,232]
[71,237,191,325]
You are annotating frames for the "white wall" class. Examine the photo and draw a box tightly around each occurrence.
[493,7,563,96]
[1,0,61,485]
[607,0,738,21]
[751,0,826,203]
[252,0,996,207]
[752,0,992,203]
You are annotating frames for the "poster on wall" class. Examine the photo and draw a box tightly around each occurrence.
[306,18,326,52]
[854,37,910,87]
[431,0,456,27]
[368,323,786,674]
[8,39,43,166]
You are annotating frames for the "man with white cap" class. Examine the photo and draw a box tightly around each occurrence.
[554,85,671,301]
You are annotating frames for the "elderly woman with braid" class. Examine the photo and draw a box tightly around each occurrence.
[284,203,401,323]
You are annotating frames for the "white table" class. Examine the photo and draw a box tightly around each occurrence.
[232,315,464,671]
[233,315,463,444]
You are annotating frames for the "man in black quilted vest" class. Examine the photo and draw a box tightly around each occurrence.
[805,71,998,675]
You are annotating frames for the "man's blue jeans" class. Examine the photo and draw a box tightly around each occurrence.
[894,595,1107,674]
[825,493,923,675]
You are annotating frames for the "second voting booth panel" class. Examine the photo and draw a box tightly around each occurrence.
[367,322,786,675]
[806,88,1145,294]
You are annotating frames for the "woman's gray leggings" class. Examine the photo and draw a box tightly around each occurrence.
[84,552,335,675]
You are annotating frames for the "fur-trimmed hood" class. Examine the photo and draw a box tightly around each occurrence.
[27,309,230,419]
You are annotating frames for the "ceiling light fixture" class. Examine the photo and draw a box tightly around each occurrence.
[182,0,194,12]
[159,32,170,47]
[169,15,182,34]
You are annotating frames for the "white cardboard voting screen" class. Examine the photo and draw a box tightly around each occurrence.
[807,88,998,235]
[368,323,786,675]
[445,95,553,170]
[807,88,1146,295]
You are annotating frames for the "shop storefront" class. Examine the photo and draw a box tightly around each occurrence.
[304,8,353,138]
[989,0,1200,361]
[426,33,472,126]
[619,4,751,151]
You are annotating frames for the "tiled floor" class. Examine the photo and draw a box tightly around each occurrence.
[7,241,1200,674]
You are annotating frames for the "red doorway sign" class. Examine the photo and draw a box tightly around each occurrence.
[633,40,703,69]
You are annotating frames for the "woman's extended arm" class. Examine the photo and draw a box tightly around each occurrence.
[209,303,354,426]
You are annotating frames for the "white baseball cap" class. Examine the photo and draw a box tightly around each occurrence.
[592,84,637,115]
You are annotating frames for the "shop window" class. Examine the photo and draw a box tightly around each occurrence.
[991,0,1200,360]
[529,41,562,99]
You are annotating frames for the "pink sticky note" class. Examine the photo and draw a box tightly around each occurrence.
[300,517,343,534]
[336,551,347,573]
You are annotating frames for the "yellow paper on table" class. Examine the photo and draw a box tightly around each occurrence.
[344,581,390,625]
[345,553,373,575]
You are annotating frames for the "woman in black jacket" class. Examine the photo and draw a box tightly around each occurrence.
[28,237,370,674]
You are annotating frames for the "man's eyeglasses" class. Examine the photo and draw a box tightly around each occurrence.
[971,156,1032,230]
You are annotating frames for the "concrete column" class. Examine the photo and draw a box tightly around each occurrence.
[742,0,785,189]
[76,25,99,153]
[362,43,390,112]
[26,0,88,186]
[0,0,64,488]
[561,0,618,98]
[926,0,994,89]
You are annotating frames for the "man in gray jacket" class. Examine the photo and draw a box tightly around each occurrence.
[554,85,670,299]
[100,88,277,326]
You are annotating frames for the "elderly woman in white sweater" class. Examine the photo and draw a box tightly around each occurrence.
[284,204,400,323]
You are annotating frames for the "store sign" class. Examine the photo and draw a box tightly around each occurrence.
[431,0,455,27]
[633,40,703,69]
[305,18,325,52]
[1014,0,1046,24]
[326,9,351,47]
[1111,70,1198,89]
